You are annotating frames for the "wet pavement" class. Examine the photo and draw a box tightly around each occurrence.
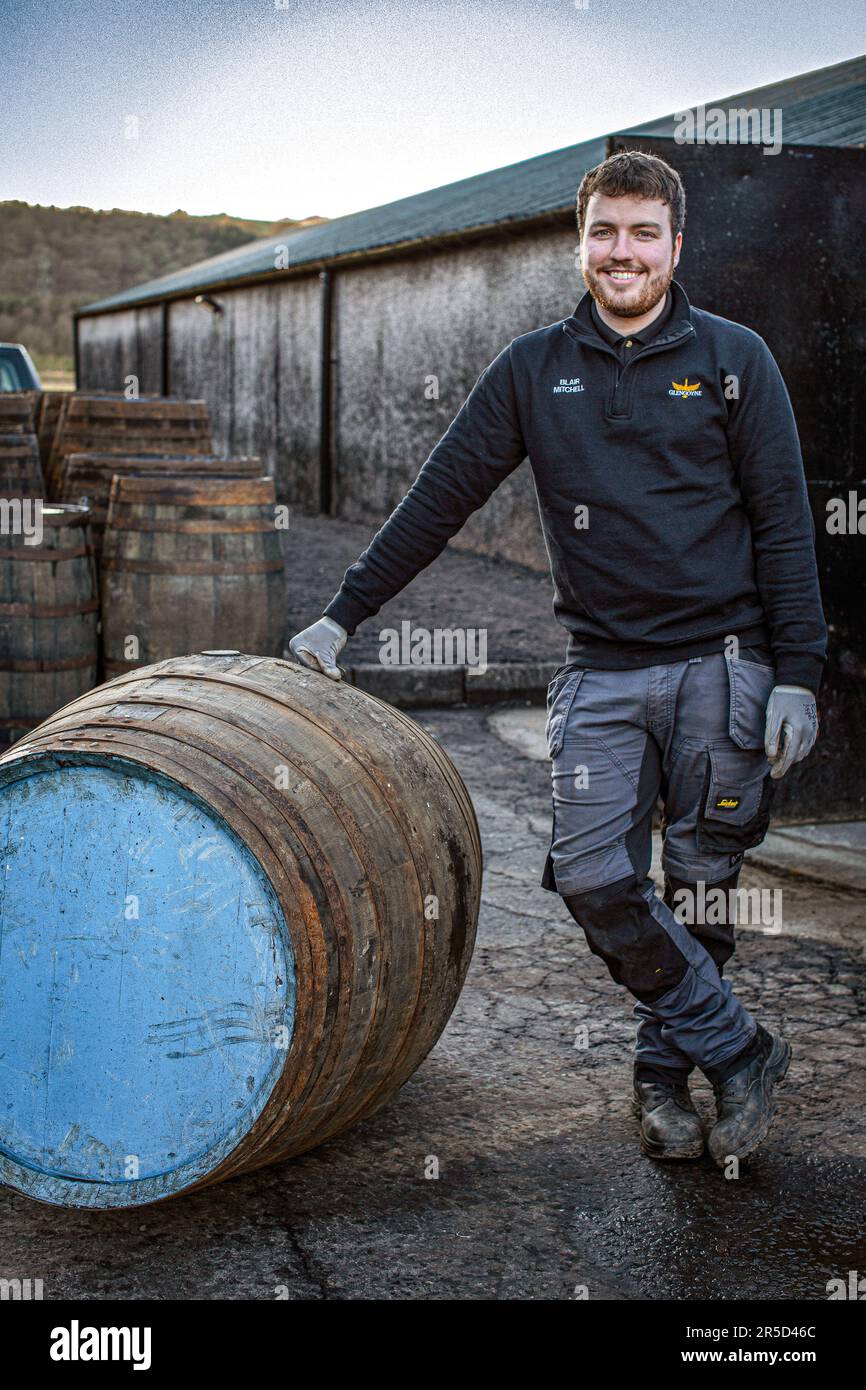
[1,701,864,1301]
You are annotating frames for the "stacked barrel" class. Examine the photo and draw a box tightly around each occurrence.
[0,391,40,436]
[47,394,213,497]
[101,476,285,674]
[1,388,286,743]
[0,392,45,496]
[0,505,99,748]
[0,394,72,745]
[0,433,44,498]
[61,453,263,556]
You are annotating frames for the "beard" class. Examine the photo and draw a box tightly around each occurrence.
[583,254,675,319]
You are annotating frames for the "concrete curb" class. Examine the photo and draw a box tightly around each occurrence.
[748,826,866,895]
[282,654,560,706]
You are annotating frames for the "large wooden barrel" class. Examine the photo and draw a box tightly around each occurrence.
[0,651,481,1207]
[0,432,45,497]
[47,395,212,498]
[0,503,99,747]
[100,476,285,676]
[61,453,264,554]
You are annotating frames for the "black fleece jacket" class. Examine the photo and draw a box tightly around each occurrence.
[324,280,828,695]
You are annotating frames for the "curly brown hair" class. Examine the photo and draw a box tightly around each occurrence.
[577,149,686,241]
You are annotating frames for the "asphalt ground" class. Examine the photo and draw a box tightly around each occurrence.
[3,701,864,1302]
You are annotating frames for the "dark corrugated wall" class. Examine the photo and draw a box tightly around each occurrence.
[622,137,864,819]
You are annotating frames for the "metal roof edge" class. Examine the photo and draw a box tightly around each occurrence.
[73,205,579,318]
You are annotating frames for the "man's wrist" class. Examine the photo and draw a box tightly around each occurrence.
[323,592,369,638]
[772,655,824,699]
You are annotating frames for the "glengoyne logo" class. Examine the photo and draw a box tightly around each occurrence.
[669,377,702,398]
[553,377,585,394]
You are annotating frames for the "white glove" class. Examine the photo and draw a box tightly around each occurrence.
[765,685,819,780]
[288,616,348,681]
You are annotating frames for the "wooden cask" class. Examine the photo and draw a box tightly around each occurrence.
[39,391,162,495]
[0,503,99,747]
[0,391,39,434]
[0,433,45,497]
[0,651,481,1207]
[47,395,212,498]
[62,454,263,555]
[100,476,285,675]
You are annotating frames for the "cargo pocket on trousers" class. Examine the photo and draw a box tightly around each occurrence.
[696,745,776,856]
[545,668,586,759]
[725,655,777,750]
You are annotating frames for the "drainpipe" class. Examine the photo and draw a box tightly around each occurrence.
[319,269,335,514]
[161,302,170,396]
[73,315,80,389]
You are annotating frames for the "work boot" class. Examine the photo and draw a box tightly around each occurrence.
[632,1078,705,1160]
[707,1026,792,1168]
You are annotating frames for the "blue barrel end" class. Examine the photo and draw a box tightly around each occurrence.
[0,754,295,1208]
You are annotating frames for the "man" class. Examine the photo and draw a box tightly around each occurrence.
[290,149,827,1169]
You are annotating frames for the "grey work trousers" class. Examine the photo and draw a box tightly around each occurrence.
[540,648,777,1079]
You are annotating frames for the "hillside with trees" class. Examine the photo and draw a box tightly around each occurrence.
[0,201,327,375]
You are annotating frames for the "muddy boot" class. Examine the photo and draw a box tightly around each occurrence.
[632,1078,705,1160]
[707,1026,792,1168]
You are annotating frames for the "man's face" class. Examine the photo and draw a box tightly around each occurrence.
[580,192,682,318]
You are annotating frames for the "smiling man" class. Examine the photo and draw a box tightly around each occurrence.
[290,149,827,1170]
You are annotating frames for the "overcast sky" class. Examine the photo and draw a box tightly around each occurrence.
[2,0,864,222]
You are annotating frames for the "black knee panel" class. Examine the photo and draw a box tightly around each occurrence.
[663,869,740,971]
[562,873,689,1004]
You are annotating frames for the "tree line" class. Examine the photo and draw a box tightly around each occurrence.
[0,201,326,372]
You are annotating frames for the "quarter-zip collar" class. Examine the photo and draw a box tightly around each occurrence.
[590,288,673,352]
[563,277,696,358]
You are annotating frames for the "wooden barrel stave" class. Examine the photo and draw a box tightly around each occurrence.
[36,391,67,485]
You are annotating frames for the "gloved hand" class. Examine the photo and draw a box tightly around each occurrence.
[288,615,348,680]
[765,685,819,779]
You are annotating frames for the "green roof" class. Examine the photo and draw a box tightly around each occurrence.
[77,53,866,316]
